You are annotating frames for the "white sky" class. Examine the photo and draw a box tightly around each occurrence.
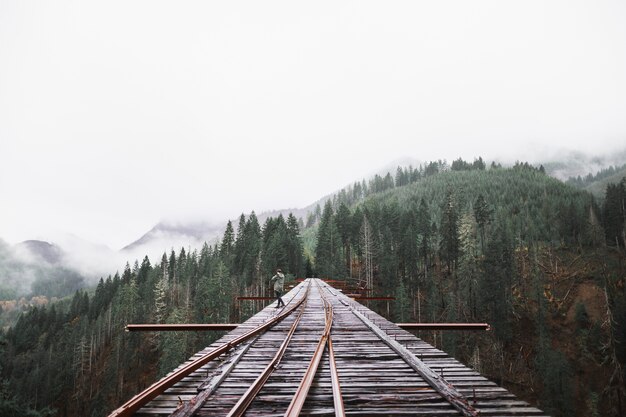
[1,0,626,250]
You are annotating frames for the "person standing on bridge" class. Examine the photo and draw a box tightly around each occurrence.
[270,268,286,308]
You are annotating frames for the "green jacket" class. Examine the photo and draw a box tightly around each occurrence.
[270,272,285,292]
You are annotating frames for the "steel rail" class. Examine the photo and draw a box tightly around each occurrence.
[225,284,310,417]
[327,337,345,416]
[285,279,345,417]
[322,282,345,417]
[107,280,310,417]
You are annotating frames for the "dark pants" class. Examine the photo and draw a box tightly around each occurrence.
[275,290,285,307]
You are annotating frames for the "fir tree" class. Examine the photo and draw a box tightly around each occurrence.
[315,201,343,278]
[286,213,304,276]
[440,190,460,273]
[603,180,625,247]
[220,221,235,261]
[473,193,491,252]
[480,225,514,341]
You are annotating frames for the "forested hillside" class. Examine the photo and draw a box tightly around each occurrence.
[0,213,305,417]
[309,162,625,416]
[1,160,625,417]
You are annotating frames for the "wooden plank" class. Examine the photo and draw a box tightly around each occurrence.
[169,332,261,417]
[338,294,479,417]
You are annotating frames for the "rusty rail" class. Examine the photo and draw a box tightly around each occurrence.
[324,286,345,417]
[327,337,344,416]
[225,287,310,417]
[107,281,310,417]
[285,280,344,416]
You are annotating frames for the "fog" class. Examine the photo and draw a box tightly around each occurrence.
[1,0,625,254]
[0,232,219,300]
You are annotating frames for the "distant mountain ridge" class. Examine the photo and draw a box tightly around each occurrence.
[121,206,318,254]
[121,150,626,254]
[121,221,224,252]
[15,240,62,264]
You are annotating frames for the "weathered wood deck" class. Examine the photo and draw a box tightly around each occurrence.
[124,279,547,416]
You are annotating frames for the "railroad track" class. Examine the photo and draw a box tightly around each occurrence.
[110,279,548,417]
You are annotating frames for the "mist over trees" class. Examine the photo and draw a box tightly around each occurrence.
[1,157,625,417]
[0,240,86,301]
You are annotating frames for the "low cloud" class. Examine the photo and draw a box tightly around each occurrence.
[0,239,81,299]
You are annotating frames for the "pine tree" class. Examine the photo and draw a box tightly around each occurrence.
[480,225,514,341]
[603,180,625,247]
[474,193,491,252]
[360,214,375,290]
[440,190,460,273]
[458,213,479,319]
[473,157,486,170]
[233,214,247,277]
[121,262,132,284]
[242,212,262,287]
[286,213,304,276]
[395,278,410,322]
[220,221,235,261]
[158,308,187,378]
[416,198,431,282]
[168,250,177,304]
[261,216,289,278]
[335,203,352,276]
[314,204,322,223]
[399,223,419,283]
[315,201,343,278]
[153,275,167,324]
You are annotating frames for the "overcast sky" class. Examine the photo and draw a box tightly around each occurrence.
[1,0,626,250]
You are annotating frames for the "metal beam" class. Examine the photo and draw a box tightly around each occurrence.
[236,296,275,300]
[125,323,490,332]
[397,323,491,331]
[125,324,238,332]
[347,296,396,300]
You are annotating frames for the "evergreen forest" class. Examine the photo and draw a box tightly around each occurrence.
[1,159,625,417]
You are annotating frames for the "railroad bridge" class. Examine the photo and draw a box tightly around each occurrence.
[110,279,547,416]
